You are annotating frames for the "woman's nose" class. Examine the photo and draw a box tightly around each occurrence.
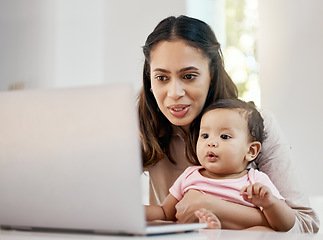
[167,79,185,99]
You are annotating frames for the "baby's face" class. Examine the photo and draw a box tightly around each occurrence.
[196,108,252,179]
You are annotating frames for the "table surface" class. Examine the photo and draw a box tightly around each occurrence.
[0,229,322,240]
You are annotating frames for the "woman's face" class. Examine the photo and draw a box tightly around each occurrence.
[150,40,211,132]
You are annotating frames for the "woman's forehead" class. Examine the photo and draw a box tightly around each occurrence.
[150,40,209,70]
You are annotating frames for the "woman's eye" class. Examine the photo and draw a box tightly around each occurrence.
[156,75,168,82]
[220,134,231,140]
[201,133,209,139]
[183,74,197,80]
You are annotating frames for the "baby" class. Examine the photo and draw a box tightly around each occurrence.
[146,99,295,231]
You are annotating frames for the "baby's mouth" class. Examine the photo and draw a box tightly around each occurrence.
[208,152,215,157]
[206,151,218,161]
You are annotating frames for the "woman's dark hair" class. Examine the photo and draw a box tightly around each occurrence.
[137,15,238,168]
[186,98,266,165]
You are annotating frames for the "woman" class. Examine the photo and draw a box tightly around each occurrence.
[137,15,319,232]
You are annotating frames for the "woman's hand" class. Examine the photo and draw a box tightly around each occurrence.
[175,189,271,230]
[175,190,207,223]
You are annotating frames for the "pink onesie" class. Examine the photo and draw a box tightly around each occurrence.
[169,166,284,208]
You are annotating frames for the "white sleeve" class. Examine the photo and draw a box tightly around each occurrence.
[251,109,320,233]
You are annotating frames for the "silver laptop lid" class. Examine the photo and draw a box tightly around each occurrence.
[0,84,146,235]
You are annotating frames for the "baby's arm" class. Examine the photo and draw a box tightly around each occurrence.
[145,194,179,222]
[240,183,295,231]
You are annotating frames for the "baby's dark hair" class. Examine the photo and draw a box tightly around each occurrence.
[186,98,266,165]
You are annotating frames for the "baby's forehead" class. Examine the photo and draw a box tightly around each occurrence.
[201,108,249,128]
[204,107,249,119]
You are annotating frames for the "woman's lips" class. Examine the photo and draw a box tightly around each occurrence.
[168,105,190,118]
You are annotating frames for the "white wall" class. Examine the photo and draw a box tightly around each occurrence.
[54,0,104,88]
[0,0,57,89]
[0,0,186,91]
[258,0,323,198]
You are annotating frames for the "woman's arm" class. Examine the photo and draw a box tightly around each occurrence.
[175,189,271,230]
[256,110,320,233]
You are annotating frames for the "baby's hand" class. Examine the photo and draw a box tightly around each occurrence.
[240,183,274,209]
[195,208,221,229]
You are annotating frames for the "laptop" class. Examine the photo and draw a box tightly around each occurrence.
[0,83,206,235]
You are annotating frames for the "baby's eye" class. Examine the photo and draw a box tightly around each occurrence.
[201,133,209,139]
[220,134,231,140]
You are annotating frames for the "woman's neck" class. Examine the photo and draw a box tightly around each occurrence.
[179,124,190,135]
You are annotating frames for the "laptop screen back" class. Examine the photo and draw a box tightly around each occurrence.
[0,84,146,234]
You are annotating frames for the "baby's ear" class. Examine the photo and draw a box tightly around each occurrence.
[245,141,261,162]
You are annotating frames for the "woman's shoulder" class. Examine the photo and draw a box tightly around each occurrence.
[259,108,279,131]
[258,108,290,148]
[253,108,292,168]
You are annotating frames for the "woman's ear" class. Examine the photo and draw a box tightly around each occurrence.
[245,141,261,162]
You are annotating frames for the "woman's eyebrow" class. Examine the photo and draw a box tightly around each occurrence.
[178,66,199,73]
[153,66,199,74]
[152,68,170,73]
